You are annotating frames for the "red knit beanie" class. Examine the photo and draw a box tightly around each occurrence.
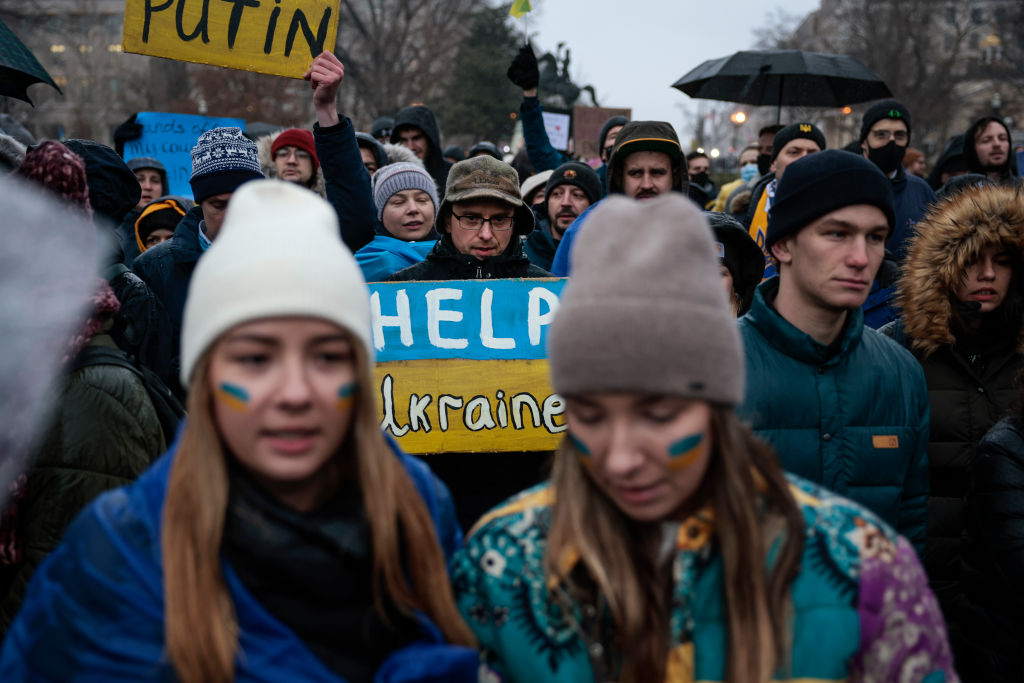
[16,141,92,218]
[270,128,319,172]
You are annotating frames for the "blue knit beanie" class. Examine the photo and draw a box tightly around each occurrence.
[372,162,439,222]
[189,127,263,203]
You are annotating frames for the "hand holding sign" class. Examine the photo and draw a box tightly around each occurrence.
[304,51,343,126]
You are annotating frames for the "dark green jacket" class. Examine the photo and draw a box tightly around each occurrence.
[0,332,165,632]
[737,279,930,552]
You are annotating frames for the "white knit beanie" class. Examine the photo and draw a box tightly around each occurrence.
[180,179,372,387]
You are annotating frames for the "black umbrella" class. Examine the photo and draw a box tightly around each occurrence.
[672,49,891,122]
[0,17,61,105]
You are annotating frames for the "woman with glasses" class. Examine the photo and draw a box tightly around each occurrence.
[453,195,955,682]
[388,156,553,281]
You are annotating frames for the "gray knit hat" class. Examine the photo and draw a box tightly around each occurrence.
[548,194,744,405]
[189,127,263,203]
[372,161,439,222]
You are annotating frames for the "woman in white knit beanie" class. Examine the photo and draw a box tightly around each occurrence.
[2,180,477,682]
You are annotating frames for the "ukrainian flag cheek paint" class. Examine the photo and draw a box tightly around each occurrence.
[568,432,592,466]
[668,433,703,470]
[217,382,250,412]
[335,382,357,411]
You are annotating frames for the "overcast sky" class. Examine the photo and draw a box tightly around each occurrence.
[521,0,822,147]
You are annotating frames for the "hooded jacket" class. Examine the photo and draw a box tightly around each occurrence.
[387,232,552,281]
[257,129,327,198]
[549,122,687,276]
[737,278,930,552]
[881,184,1024,650]
[964,117,1018,185]
[390,106,452,194]
[0,434,478,682]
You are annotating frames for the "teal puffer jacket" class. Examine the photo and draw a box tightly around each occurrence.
[737,279,930,552]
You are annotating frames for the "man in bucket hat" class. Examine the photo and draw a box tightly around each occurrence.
[388,156,552,280]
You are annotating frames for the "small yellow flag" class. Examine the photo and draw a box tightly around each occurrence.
[509,0,532,18]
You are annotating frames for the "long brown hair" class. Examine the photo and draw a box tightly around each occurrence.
[162,340,475,682]
[543,405,804,683]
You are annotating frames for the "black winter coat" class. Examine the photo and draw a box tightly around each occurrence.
[522,218,558,272]
[315,117,376,254]
[958,416,1024,682]
[387,233,552,281]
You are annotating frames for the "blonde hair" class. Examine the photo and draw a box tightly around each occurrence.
[162,341,474,682]
[543,405,803,683]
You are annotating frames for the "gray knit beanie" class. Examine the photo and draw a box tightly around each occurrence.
[372,161,439,222]
[548,194,744,405]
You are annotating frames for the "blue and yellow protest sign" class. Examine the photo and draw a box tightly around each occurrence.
[122,0,340,79]
[122,111,246,198]
[369,279,565,454]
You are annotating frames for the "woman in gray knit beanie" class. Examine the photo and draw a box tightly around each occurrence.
[450,195,957,682]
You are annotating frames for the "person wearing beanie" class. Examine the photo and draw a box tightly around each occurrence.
[1,178,481,682]
[388,156,551,281]
[133,125,264,395]
[467,141,501,160]
[134,196,194,252]
[707,211,764,316]
[523,161,599,271]
[744,122,825,279]
[964,115,1018,185]
[370,115,394,143]
[15,141,92,216]
[736,149,930,552]
[520,168,553,210]
[877,184,1024,672]
[126,157,169,211]
[548,120,686,276]
[257,128,323,196]
[443,144,466,164]
[451,194,955,683]
[354,162,440,281]
[391,104,452,194]
[858,99,935,262]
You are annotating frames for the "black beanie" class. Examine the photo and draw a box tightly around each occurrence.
[767,150,895,249]
[545,161,602,205]
[771,122,826,161]
[598,115,629,152]
[860,99,911,143]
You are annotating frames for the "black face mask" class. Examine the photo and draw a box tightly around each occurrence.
[867,141,907,175]
[757,152,772,176]
[691,171,711,189]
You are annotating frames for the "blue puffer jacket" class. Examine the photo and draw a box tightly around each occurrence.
[0,432,476,682]
[355,235,437,283]
[737,278,930,552]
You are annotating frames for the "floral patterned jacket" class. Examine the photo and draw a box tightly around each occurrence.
[451,474,958,683]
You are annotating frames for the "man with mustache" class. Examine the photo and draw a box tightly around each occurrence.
[736,150,930,553]
[549,121,687,276]
[524,161,600,271]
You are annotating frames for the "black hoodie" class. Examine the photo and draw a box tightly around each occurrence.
[390,105,452,194]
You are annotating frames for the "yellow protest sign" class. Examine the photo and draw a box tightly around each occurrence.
[122,0,340,79]
[368,279,566,454]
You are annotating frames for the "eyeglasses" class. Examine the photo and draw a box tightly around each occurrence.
[870,129,909,143]
[274,147,312,161]
[451,212,514,231]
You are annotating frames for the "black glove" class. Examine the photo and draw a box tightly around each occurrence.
[507,44,539,91]
[113,113,143,157]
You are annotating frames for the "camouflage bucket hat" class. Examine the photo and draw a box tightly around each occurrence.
[437,156,536,236]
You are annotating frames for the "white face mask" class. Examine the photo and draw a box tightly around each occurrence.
[740,163,758,183]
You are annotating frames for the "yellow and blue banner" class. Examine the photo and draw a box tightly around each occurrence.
[369,279,565,453]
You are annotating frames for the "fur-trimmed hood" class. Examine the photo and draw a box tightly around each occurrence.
[897,184,1024,356]
[256,130,326,199]
[0,133,26,172]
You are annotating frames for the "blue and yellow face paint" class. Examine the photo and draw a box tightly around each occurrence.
[335,382,357,411]
[667,433,704,470]
[217,382,250,412]
[567,431,592,466]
